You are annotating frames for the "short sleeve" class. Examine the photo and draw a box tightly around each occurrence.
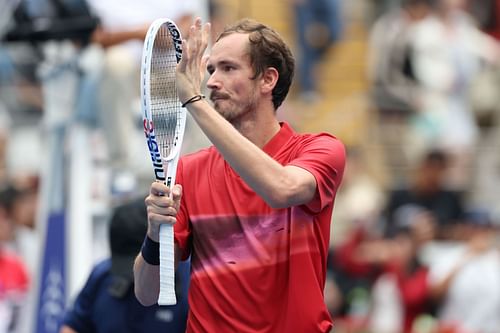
[288,134,345,213]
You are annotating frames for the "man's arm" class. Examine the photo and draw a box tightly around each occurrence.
[186,100,317,209]
[133,183,183,306]
[90,25,149,48]
[177,19,318,209]
[90,13,194,49]
[133,252,161,306]
[133,243,184,306]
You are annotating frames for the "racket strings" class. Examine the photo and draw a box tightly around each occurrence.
[150,25,182,158]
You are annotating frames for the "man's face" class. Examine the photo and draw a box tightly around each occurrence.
[206,33,260,123]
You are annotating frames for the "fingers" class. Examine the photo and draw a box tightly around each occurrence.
[147,182,181,207]
[150,181,169,197]
[177,18,211,101]
[171,184,183,205]
[202,21,211,46]
[185,18,210,65]
[195,20,210,57]
[145,182,183,240]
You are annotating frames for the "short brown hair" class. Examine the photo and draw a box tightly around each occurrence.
[217,19,295,110]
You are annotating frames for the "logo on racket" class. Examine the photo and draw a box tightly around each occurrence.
[166,21,182,63]
[143,119,166,181]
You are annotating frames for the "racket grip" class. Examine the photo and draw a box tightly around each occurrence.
[158,224,177,305]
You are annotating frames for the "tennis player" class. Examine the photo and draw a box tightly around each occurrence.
[134,17,346,332]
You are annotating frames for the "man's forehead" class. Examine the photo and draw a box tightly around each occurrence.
[210,33,249,59]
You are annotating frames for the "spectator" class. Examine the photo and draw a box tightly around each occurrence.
[382,149,466,239]
[368,0,431,119]
[0,185,30,333]
[428,213,500,333]
[291,0,343,102]
[369,205,435,333]
[60,198,190,333]
[367,0,433,182]
[408,0,500,188]
[332,204,435,333]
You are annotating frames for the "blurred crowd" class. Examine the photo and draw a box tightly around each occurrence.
[0,0,500,332]
[327,0,500,332]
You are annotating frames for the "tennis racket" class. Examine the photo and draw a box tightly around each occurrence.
[141,18,185,306]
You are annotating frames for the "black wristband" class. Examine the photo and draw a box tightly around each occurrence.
[141,235,160,265]
[181,94,205,108]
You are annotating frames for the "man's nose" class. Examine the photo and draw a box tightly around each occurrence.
[206,72,220,90]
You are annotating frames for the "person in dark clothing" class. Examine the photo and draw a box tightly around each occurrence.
[60,198,190,333]
[383,149,465,239]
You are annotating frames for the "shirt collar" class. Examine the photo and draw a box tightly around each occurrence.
[262,122,295,157]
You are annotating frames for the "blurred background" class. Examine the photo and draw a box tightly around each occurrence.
[0,0,500,332]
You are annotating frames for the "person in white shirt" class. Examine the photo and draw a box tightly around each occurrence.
[428,216,500,333]
[84,0,200,188]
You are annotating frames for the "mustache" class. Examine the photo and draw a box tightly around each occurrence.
[210,92,230,101]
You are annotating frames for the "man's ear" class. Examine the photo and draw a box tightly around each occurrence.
[260,67,279,94]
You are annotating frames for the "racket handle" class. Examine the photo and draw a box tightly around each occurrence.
[158,224,177,305]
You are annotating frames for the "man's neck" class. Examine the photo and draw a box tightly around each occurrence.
[233,110,281,149]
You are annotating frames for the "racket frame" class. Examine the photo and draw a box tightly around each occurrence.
[140,18,184,306]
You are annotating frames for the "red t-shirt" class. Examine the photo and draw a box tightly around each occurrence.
[0,249,29,299]
[174,122,345,333]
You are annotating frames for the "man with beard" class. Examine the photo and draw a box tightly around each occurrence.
[134,18,346,333]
